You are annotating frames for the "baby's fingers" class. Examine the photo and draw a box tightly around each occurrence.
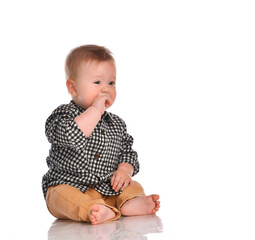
[111,174,116,186]
[114,176,129,192]
[114,178,124,192]
[121,179,132,191]
[111,175,121,191]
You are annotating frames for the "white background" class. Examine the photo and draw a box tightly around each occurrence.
[0,0,254,239]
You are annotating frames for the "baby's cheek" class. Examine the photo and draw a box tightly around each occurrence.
[112,91,116,102]
[78,95,83,102]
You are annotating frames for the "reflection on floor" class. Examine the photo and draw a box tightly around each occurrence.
[48,215,163,240]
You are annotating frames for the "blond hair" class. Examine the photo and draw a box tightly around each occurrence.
[65,44,115,80]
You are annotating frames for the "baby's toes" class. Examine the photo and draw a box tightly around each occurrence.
[91,216,98,225]
[155,205,160,211]
[154,202,160,212]
[152,209,157,214]
[90,215,95,223]
[152,194,160,201]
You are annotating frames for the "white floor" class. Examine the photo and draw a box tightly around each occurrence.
[48,215,163,240]
[2,191,255,240]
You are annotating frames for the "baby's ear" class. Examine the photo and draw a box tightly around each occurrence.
[66,79,78,97]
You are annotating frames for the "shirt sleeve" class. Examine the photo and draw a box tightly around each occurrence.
[45,108,87,151]
[119,121,140,176]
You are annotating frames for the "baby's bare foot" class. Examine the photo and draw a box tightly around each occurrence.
[89,204,115,225]
[121,194,160,216]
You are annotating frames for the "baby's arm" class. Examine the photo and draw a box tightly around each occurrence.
[74,94,111,137]
[111,162,134,192]
[74,106,101,137]
[110,118,139,192]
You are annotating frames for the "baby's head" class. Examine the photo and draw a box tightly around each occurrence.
[65,45,116,110]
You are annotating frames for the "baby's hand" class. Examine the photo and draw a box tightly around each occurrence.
[111,163,134,192]
[92,93,111,115]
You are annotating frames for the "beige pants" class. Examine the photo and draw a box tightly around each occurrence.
[46,181,145,223]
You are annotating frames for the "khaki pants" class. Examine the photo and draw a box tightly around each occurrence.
[46,181,145,223]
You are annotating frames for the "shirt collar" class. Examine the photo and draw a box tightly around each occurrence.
[70,100,113,122]
[70,100,85,113]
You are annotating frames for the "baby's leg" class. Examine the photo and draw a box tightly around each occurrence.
[46,185,120,223]
[120,195,160,216]
[116,181,161,216]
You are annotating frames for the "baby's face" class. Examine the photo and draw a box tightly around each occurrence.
[75,60,117,109]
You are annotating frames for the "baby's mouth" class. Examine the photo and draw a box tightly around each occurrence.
[105,100,111,108]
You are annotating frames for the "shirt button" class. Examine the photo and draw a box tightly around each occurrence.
[95,154,100,159]
[101,129,105,134]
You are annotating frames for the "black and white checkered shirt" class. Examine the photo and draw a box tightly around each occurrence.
[42,100,139,198]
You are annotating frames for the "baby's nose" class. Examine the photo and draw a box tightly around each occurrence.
[101,85,109,93]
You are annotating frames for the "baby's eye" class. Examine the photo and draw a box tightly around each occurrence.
[109,81,116,86]
[94,81,100,85]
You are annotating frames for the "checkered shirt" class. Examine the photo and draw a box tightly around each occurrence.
[42,100,139,198]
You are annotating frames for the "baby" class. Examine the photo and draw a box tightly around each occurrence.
[42,45,160,225]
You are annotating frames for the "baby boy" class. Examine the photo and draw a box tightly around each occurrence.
[42,45,160,225]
